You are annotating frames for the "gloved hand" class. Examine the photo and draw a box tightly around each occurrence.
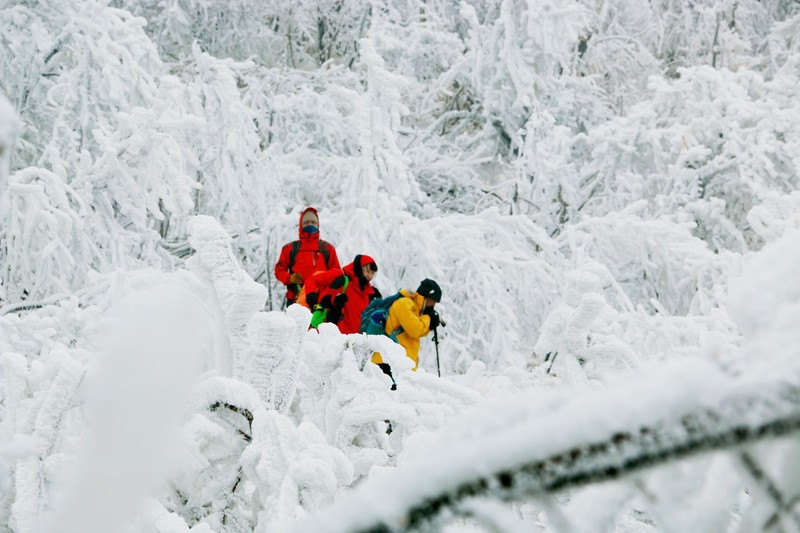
[333,293,348,308]
[371,287,382,299]
[289,273,303,284]
[326,307,343,324]
[306,292,318,308]
[426,309,440,330]
[320,294,332,308]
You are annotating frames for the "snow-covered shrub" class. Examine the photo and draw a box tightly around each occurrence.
[0,92,20,302]
[763,13,800,75]
[559,203,727,316]
[2,167,103,301]
[423,209,561,372]
[240,310,304,412]
[242,408,353,532]
[32,2,163,169]
[574,0,661,113]
[370,6,463,84]
[578,63,800,252]
[728,228,800,352]
[355,38,425,207]
[172,377,261,532]
[457,0,591,155]
[0,46,22,186]
[533,263,637,384]
[0,2,195,295]
[0,268,216,533]
[116,0,372,69]
[535,259,741,388]
[186,215,268,374]
[746,190,800,245]
[0,5,58,168]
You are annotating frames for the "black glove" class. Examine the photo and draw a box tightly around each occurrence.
[306,292,318,308]
[333,293,347,308]
[371,287,382,300]
[326,306,342,324]
[426,309,440,330]
[320,294,332,308]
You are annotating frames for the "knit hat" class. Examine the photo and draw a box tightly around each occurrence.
[416,278,442,302]
[357,254,378,272]
[353,255,378,289]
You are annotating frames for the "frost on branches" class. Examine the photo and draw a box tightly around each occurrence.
[0,92,20,303]
[3,0,800,531]
[0,213,486,532]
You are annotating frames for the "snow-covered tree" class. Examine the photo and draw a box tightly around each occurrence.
[3,0,800,531]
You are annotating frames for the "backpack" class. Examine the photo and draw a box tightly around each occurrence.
[360,292,405,341]
[289,240,330,269]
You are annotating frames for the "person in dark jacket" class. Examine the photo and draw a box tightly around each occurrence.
[274,207,340,307]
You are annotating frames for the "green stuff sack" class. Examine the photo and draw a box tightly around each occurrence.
[310,276,348,329]
[310,306,327,328]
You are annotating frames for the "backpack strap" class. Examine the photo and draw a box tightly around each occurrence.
[288,240,301,270]
[289,240,330,270]
[319,240,330,266]
[388,292,406,340]
[330,272,348,290]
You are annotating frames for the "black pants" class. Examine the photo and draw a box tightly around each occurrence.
[377,363,397,390]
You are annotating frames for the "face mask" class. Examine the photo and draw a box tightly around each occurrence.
[303,225,319,234]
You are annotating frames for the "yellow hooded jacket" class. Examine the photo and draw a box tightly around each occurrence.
[371,289,433,371]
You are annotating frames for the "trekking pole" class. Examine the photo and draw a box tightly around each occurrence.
[433,327,441,377]
[546,352,558,374]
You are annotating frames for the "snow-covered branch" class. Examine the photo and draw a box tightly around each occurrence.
[291,357,800,532]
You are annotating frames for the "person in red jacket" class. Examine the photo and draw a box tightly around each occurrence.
[304,255,380,333]
[274,207,340,307]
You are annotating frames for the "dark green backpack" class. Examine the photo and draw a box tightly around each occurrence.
[360,292,404,341]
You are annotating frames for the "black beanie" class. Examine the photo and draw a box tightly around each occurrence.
[417,279,442,302]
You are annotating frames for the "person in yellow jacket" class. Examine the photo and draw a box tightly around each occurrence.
[372,279,442,374]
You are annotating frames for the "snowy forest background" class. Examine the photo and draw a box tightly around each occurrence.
[2,0,800,531]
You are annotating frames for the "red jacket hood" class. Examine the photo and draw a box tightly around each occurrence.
[298,207,320,241]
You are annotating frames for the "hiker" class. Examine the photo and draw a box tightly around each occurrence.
[274,207,340,307]
[305,254,380,332]
[371,278,442,373]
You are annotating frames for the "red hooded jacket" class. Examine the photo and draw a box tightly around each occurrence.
[304,255,379,334]
[274,207,340,302]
